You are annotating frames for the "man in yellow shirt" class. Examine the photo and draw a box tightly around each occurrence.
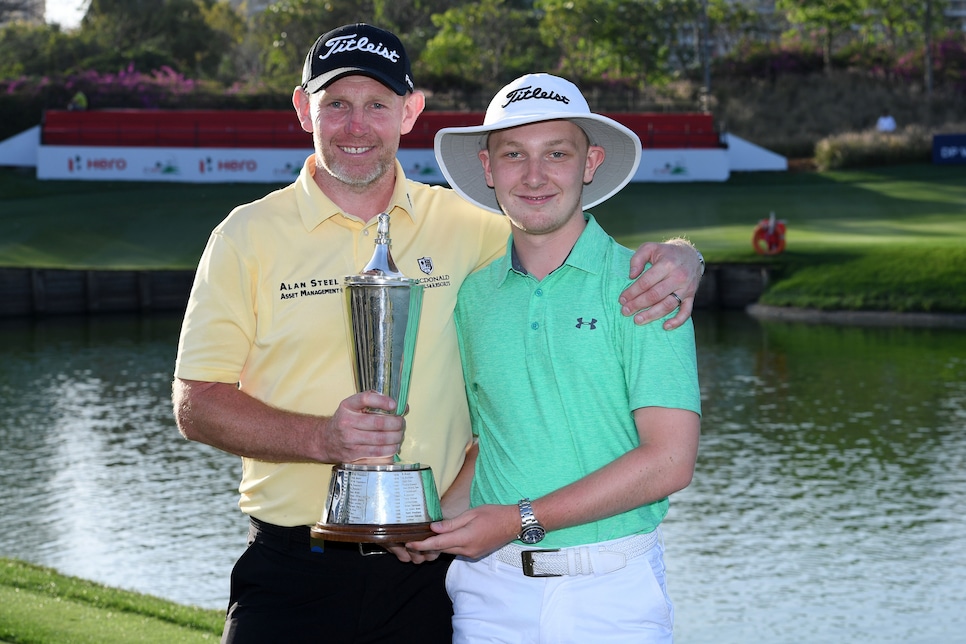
[172,23,704,643]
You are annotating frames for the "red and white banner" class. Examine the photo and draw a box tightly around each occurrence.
[14,109,783,183]
[37,145,732,183]
[37,146,310,183]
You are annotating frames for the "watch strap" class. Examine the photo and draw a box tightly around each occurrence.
[518,498,537,533]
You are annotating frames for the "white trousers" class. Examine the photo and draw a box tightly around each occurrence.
[446,532,673,644]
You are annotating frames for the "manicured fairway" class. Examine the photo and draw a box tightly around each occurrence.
[595,164,966,312]
[598,164,966,258]
[2,164,965,311]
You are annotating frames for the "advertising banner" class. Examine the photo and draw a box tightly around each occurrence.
[37,146,312,183]
[933,134,966,165]
[636,149,730,182]
[38,145,731,184]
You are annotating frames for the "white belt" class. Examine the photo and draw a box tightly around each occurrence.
[493,531,658,578]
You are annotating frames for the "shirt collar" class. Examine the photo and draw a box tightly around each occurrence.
[296,155,417,232]
[498,213,608,285]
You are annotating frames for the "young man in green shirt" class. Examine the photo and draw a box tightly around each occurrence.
[409,73,702,643]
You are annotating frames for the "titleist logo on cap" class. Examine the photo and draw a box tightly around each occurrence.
[502,85,571,108]
[317,33,401,63]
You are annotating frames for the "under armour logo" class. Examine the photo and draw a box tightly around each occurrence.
[575,317,597,330]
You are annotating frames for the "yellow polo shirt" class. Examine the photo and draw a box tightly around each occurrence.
[175,155,509,527]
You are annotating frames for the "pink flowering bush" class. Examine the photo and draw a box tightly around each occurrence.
[0,64,288,141]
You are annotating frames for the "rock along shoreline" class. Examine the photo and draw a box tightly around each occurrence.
[747,304,966,329]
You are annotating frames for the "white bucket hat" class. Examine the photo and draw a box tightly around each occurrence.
[434,73,642,214]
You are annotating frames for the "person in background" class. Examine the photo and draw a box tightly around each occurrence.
[67,90,88,111]
[172,24,704,643]
[876,109,897,133]
[409,73,702,643]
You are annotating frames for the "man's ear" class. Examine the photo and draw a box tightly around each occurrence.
[583,145,606,184]
[292,87,313,134]
[479,148,494,188]
[400,90,426,136]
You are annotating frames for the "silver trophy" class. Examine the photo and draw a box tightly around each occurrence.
[312,214,442,543]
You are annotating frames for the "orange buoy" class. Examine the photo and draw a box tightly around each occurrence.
[753,212,786,255]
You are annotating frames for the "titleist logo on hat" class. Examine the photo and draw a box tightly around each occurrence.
[317,33,401,65]
[301,23,414,96]
[502,85,571,108]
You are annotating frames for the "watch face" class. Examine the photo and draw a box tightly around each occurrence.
[520,525,546,545]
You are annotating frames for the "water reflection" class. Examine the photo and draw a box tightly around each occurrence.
[668,312,966,643]
[0,314,242,611]
[0,312,964,642]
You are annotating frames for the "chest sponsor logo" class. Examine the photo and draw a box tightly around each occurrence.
[575,317,597,330]
[413,256,450,289]
[279,278,343,301]
[418,274,450,289]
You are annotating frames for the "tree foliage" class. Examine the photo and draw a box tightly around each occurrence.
[536,0,713,85]
[421,0,549,88]
[777,0,871,70]
[0,0,962,100]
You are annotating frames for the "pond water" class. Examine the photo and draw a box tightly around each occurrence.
[1,311,964,643]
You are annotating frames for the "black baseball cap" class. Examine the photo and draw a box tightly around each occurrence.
[301,24,414,96]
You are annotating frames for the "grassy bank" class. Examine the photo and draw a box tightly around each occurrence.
[1,164,965,312]
[0,558,222,643]
[596,164,966,313]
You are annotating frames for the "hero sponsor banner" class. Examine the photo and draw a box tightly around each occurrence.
[635,149,730,182]
[37,146,314,182]
[36,145,730,183]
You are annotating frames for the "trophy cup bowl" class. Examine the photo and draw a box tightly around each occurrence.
[312,215,443,543]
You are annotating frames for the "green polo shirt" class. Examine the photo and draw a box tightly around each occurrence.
[455,214,701,549]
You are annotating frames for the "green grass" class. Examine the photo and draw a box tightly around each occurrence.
[0,558,222,643]
[594,164,966,313]
[1,163,965,312]
[0,168,281,270]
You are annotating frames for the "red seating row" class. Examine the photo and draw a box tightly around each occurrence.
[42,110,722,149]
[43,110,310,148]
[382,112,721,149]
[611,113,721,149]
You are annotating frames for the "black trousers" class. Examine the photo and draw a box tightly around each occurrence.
[221,517,454,643]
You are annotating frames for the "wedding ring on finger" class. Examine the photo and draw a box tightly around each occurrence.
[670,292,682,306]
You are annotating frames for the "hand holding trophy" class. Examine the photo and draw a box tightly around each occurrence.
[312,214,443,543]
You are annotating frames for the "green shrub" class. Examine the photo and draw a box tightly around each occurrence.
[814,127,935,170]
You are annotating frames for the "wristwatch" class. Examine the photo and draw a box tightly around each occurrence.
[695,249,706,277]
[517,498,546,545]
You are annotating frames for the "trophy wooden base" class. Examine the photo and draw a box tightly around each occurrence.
[311,521,435,543]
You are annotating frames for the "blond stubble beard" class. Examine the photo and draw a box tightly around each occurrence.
[317,153,393,189]
[314,131,395,190]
